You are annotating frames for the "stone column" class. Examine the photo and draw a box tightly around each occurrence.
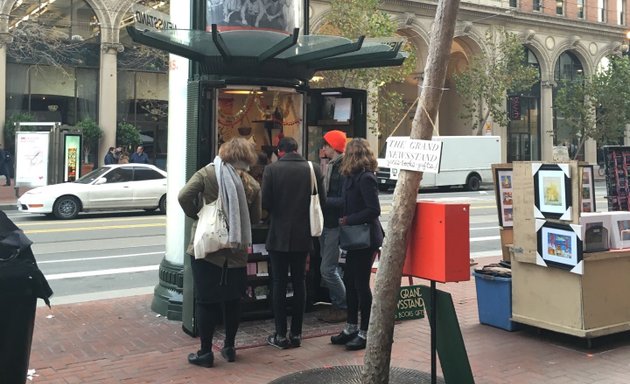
[540,81,555,162]
[98,42,123,167]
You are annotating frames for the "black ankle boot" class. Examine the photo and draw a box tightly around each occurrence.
[345,335,367,350]
[188,350,214,367]
[331,330,358,345]
[221,346,236,362]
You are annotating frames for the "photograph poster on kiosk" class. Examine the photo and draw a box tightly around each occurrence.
[206,0,303,34]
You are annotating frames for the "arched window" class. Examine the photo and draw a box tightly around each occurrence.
[6,0,100,128]
[553,51,584,157]
[118,1,170,168]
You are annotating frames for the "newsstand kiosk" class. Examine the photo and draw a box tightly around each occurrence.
[128,0,407,332]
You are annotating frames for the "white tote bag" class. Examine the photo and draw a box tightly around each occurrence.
[308,162,324,237]
[193,194,230,259]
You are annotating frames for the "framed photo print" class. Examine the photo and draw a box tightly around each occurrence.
[494,168,514,227]
[580,165,595,213]
[533,163,572,220]
[536,221,583,272]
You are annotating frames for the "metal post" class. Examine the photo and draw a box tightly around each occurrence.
[430,280,437,384]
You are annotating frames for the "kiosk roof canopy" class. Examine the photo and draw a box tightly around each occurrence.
[127,27,407,82]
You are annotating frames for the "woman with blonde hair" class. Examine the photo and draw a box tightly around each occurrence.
[178,137,261,367]
[330,138,383,351]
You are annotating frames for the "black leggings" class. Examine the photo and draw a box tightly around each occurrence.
[344,248,377,331]
[196,299,241,353]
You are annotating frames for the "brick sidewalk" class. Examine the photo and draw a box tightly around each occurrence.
[27,261,630,384]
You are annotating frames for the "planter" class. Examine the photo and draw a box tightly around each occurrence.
[80,163,94,177]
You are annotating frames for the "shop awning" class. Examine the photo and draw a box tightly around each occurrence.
[126,26,407,82]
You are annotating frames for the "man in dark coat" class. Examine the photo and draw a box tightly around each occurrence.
[104,147,117,165]
[0,145,11,186]
[262,136,325,349]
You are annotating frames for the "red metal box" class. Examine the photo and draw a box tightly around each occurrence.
[403,201,470,283]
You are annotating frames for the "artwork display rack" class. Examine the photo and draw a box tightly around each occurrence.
[603,146,630,211]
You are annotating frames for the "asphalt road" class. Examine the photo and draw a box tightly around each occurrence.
[5,181,609,306]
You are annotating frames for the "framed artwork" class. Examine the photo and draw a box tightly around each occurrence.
[580,165,595,213]
[494,168,513,227]
[536,221,583,272]
[608,211,630,249]
[533,163,572,220]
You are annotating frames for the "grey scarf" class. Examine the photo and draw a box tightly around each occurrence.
[214,156,252,250]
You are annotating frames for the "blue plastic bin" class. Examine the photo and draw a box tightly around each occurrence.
[473,272,521,331]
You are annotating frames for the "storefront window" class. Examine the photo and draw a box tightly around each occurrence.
[217,87,304,163]
[553,51,584,158]
[117,71,169,169]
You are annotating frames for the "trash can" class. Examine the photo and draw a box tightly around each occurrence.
[473,271,521,331]
[0,295,37,383]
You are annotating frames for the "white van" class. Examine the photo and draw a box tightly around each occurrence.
[377,136,501,191]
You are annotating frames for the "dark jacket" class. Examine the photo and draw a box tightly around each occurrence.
[104,152,116,165]
[130,152,149,164]
[323,155,344,228]
[343,170,384,249]
[262,152,325,252]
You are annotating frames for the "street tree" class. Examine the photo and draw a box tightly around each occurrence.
[3,112,35,152]
[315,0,417,139]
[453,31,539,135]
[553,55,630,159]
[361,0,461,382]
[116,121,142,152]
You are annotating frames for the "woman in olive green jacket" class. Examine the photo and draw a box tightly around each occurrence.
[178,138,261,367]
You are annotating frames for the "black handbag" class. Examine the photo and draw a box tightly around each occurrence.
[339,223,371,250]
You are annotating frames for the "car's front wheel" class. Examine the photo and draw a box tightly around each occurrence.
[53,196,81,219]
[159,194,167,214]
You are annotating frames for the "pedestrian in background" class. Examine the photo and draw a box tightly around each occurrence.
[331,138,383,351]
[104,147,117,165]
[130,145,149,163]
[178,137,261,367]
[0,145,10,186]
[262,136,325,349]
[317,130,347,323]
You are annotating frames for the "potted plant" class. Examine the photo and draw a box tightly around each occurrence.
[116,121,142,162]
[4,112,35,153]
[76,118,103,173]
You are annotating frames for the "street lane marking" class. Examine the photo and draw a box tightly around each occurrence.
[14,216,166,227]
[45,265,159,280]
[24,223,165,234]
[470,236,500,242]
[38,251,164,264]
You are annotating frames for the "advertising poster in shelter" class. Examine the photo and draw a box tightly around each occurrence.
[64,135,81,182]
[206,0,303,33]
[15,132,50,188]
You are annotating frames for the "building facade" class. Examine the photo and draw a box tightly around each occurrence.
[0,0,628,165]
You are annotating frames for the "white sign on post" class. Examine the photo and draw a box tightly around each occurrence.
[385,137,443,174]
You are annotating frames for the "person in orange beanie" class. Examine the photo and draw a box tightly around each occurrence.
[317,130,348,323]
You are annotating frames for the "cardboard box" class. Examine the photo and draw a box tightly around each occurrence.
[403,201,470,283]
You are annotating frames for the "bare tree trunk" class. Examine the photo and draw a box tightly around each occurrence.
[361,0,461,383]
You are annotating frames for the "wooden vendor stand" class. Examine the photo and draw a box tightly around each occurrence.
[510,161,630,342]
